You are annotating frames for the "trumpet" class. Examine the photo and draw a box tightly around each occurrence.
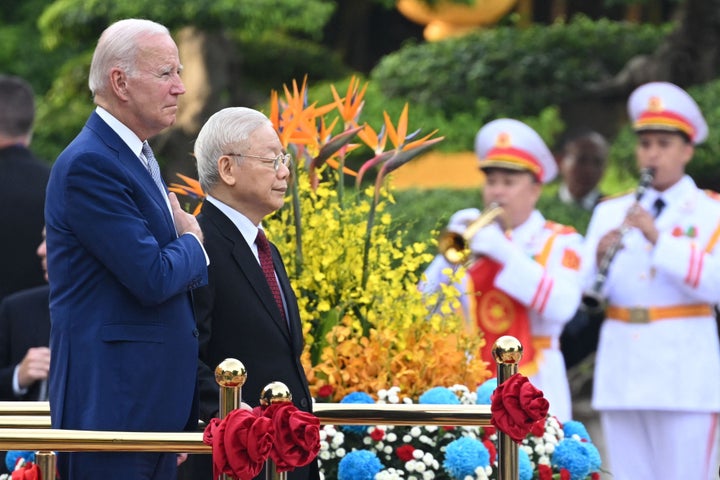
[581,167,656,314]
[438,203,506,265]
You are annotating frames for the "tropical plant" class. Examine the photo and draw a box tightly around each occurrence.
[170,76,494,401]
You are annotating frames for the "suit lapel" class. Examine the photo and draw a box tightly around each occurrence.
[204,202,292,341]
[85,113,175,233]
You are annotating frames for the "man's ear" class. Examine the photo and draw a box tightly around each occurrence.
[217,156,237,186]
[109,68,129,100]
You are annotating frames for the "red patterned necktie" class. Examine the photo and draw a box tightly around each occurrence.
[255,229,287,325]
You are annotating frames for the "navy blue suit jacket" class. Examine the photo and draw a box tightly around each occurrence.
[45,111,208,437]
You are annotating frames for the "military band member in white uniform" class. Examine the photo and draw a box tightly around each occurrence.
[420,119,583,422]
[583,81,720,480]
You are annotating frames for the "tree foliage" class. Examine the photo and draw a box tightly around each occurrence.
[37,0,336,49]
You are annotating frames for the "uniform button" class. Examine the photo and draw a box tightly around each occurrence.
[192,328,199,337]
[300,398,309,408]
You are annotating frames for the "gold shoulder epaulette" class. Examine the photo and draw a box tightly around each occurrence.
[704,189,720,202]
[544,220,577,235]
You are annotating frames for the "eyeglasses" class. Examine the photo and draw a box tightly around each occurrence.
[224,152,292,172]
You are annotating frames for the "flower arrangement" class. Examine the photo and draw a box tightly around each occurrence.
[318,380,603,480]
[170,76,493,400]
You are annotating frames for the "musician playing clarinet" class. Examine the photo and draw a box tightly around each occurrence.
[582,82,720,480]
[420,118,584,422]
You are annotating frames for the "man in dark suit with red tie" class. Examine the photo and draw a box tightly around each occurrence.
[181,107,318,480]
[0,75,50,302]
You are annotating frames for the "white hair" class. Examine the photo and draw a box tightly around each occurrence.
[88,18,170,97]
[195,107,272,193]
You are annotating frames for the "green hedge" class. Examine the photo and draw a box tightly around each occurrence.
[370,15,668,120]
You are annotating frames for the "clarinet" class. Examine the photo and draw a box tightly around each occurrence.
[581,167,656,314]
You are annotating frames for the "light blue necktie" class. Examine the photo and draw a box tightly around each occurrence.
[141,141,166,195]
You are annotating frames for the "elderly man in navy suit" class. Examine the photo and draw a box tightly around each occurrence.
[45,18,208,480]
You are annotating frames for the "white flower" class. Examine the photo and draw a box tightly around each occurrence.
[412,449,424,460]
[386,432,398,442]
[410,426,422,437]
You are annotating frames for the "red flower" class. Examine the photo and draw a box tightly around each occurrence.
[530,418,545,437]
[370,427,385,441]
[591,473,601,480]
[263,403,321,472]
[396,444,416,462]
[538,464,553,480]
[490,373,549,443]
[560,468,571,480]
[318,385,334,398]
[483,438,497,464]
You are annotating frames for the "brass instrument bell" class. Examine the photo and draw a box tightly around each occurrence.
[438,203,506,265]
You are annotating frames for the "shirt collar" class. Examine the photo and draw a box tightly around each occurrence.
[205,195,262,249]
[95,106,144,159]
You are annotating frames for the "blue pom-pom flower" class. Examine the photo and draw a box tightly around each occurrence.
[338,450,383,480]
[443,436,490,479]
[553,438,591,480]
[476,378,497,405]
[582,441,602,472]
[563,420,591,442]
[5,450,35,471]
[339,391,375,435]
[419,386,460,405]
[518,447,533,480]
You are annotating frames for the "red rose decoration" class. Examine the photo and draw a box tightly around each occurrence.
[224,409,274,479]
[396,444,415,462]
[11,462,40,480]
[370,427,385,441]
[263,403,321,472]
[490,373,549,443]
[203,409,274,480]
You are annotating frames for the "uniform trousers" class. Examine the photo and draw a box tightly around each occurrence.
[600,410,718,480]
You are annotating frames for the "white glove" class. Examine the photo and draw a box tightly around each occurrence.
[468,222,516,264]
[446,208,481,235]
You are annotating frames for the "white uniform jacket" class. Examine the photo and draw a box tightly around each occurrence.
[422,210,583,421]
[584,175,720,412]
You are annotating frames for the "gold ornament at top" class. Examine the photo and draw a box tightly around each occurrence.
[214,358,247,388]
[397,0,518,41]
[492,335,523,365]
[260,381,293,407]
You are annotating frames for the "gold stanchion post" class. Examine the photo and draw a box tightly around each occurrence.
[492,335,523,480]
[260,381,292,480]
[35,451,55,480]
[215,358,247,480]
